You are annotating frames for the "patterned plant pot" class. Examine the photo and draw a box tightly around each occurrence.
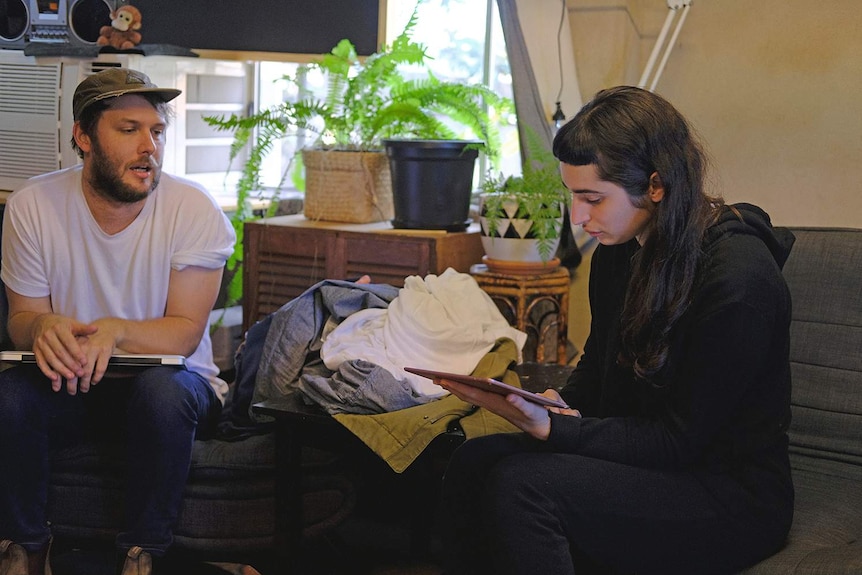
[479,194,563,268]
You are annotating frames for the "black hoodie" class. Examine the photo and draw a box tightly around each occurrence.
[550,203,795,515]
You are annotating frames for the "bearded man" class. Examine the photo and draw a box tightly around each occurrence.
[0,68,235,575]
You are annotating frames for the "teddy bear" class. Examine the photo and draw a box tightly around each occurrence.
[97,5,143,50]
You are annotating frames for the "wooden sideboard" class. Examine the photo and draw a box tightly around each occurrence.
[243,214,484,331]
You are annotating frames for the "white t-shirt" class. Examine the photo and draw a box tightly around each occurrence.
[1,165,236,401]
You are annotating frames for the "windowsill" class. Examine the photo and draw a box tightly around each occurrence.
[0,188,303,215]
[216,189,304,214]
[217,197,271,213]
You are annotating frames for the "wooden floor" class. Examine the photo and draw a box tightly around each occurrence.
[50,508,445,575]
[295,517,445,575]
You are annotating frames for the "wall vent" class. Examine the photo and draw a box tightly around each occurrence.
[0,60,62,191]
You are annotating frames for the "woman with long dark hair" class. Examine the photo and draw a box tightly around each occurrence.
[437,86,795,574]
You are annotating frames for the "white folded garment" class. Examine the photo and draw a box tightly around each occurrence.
[321,268,527,397]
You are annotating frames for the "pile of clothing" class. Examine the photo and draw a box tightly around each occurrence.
[219,268,528,471]
[254,268,526,414]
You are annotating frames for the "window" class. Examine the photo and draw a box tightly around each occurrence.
[251,0,520,193]
[385,0,521,179]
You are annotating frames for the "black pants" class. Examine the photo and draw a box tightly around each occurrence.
[439,433,790,575]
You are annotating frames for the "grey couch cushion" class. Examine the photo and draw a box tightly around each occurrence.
[741,228,862,574]
[784,229,862,474]
[743,466,862,574]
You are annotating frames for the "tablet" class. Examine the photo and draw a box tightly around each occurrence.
[405,366,569,409]
[0,351,186,368]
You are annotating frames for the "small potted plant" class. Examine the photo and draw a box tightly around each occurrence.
[478,130,570,271]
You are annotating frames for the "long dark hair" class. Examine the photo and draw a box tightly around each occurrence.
[553,86,722,382]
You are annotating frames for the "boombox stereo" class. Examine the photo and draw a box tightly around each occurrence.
[0,0,119,49]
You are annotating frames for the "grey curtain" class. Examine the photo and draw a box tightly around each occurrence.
[496,0,584,268]
[496,0,555,159]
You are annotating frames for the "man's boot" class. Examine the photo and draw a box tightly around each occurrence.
[206,563,263,575]
[118,546,152,575]
[0,539,52,575]
[0,540,27,575]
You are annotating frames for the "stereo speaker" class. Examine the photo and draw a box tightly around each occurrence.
[67,0,113,45]
[0,0,112,49]
[0,0,28,48]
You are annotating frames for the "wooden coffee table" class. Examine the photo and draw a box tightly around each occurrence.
[252,362,575,561]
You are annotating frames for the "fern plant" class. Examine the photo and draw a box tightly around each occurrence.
[479,129,570,262]
[205,5,513,305]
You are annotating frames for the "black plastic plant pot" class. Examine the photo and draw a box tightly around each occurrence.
[384,139,481,231]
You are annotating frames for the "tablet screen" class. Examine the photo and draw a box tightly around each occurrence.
[405,366,569,409]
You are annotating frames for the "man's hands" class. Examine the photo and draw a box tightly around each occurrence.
[435,378,581,441]
[7,265,222,395]
[31,313,109,394]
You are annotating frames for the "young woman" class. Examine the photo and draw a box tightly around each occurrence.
[436,86,795,575]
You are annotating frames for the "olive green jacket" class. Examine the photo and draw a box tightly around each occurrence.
[334,339,522,473]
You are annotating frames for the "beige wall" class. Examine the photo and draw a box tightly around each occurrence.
[569,0,862,228]
[564,0,861,360]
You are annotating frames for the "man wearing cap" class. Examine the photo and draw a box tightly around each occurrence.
[0,68,235,574]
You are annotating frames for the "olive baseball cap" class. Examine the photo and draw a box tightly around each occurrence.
[73,68,181,121]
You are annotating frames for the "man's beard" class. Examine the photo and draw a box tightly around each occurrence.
[88,138,161,204]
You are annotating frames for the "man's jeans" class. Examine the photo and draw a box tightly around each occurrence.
[0,364,221,556]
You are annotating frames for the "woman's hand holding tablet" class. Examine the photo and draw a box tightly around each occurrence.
[405,366,570,409]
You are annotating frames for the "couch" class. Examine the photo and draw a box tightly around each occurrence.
[740,227,862,574]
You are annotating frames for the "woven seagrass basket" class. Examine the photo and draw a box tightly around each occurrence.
[302,149,394,223]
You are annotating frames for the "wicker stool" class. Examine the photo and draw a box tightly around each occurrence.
[471,264,571,364]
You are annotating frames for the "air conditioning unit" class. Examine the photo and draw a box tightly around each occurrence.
[0,49,251,203]
[0,52,61,190]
